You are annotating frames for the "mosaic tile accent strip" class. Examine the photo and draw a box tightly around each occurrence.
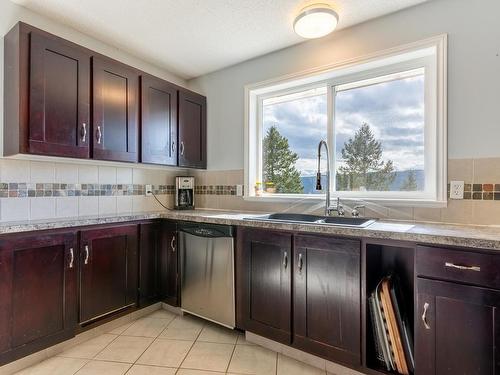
[447,183,500,200]
[0,183,240,198]
[0,183,175,198]
[195,185,238,195]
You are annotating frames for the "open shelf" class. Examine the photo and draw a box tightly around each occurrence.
[365,243,415,374]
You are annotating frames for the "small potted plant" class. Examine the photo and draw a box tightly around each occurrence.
[265,182,276,194]
[255,181,263,196]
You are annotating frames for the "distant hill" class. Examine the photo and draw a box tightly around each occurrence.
[300,170,424,194]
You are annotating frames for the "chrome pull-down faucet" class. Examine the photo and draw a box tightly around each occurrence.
[316,140,344,216]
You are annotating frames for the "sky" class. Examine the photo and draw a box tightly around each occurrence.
[262,74,425,177]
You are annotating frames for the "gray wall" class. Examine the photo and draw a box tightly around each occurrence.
[188,0,500,171]
[0,0,186,156]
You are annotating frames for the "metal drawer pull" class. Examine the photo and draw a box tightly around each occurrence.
[298,253,303,271]
[69,248,74,268]
[445,262,481,272]
[283,251,288,269]
[171,236,176,252]
[81,123,87,142]
[422,302,430,330]
[96,125,102,144]
[84,245,89,265]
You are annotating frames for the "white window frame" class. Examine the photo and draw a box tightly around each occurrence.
[244,35,447,207]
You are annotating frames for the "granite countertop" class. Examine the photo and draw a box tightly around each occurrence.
[1,209,500,251]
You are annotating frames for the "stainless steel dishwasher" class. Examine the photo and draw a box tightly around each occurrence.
[179,223,235,328]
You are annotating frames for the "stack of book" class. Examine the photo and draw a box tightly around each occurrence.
[368,275,414,374]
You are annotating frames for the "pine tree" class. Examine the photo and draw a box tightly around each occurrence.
[401,170,418,191]
[337,123,395,191]
[262,126,304,193]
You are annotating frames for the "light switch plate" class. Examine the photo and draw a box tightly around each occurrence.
[449,180,464,199]
[145,184,152,196]
[236,185,243,196]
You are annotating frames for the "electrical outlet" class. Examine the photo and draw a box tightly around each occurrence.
[449,180,464,199]
[236,185,243,197]
[145,184,152,196]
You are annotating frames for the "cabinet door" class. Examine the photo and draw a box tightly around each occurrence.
[293,235,361,366]
[93,57,139,162]
[0,231,77,364]
[29,32,90,158]
[80,225,138,323]
[237,228,292,344]
[178,90,206,169]
[139,223,159,306]
[141,75,178,165]
[159,221,179,306]
[416,278,500,375]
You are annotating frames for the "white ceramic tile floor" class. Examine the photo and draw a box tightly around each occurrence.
[13,310,333,374]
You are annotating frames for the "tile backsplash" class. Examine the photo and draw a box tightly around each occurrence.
[191,158,500,226]
[2,157,500,226]
[0,159,183,222]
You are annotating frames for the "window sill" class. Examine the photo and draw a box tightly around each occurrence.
[243,194,448,208]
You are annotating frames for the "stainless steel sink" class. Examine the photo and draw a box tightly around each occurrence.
[245,213,376,228]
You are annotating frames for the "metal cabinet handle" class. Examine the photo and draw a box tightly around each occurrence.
[298,253,303,271]
[84,245,89,265]
[69,248,74,268]
[180,141,185,156]
[445,262,480,272]
[171,236,176,252]
[171,141,176,153]
[96,125,102,144]
[81,123,87,142]
[422,302,430,330]
[283,251,288,269]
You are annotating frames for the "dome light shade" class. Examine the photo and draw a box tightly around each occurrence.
[293,4,339,39]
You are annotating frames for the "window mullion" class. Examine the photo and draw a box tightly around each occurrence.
[328,84,336,193]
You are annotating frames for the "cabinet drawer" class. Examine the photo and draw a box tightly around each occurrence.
[416,245,500,289]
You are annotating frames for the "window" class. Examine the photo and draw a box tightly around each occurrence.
[246,36,447,205]
[262,87,327,194]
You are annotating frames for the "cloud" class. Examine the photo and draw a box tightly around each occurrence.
[263,74,425,175]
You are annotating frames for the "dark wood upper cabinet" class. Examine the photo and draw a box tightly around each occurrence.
[416,277,500,375]
[29,33,91,158]
[92,57,139,162]
[159,221,179,306]
[141,75,178,165]
[4,23,91,158]
[178,90,207,169]
[4,22,206,168]
[0,230,77,365]
[237,228,292,344]
[79,224,138,323]
[293,235,361,366]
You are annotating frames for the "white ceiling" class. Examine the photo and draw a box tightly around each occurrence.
[11,0,428,79]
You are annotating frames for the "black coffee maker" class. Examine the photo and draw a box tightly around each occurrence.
[175,177,195,210]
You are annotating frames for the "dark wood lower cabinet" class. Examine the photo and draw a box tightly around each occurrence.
[0,231,77,365]
[80,224,138,323]
[293,235,361,366]
[139,222,160,306]
[237,228,292,344]
[416,277,500,375]
[158,221,179,306]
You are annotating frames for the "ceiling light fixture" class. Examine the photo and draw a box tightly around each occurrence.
[293,4,339,39]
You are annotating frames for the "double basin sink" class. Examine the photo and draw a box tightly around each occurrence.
[245,213,376,228]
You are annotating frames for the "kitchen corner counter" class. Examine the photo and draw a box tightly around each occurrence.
[1,209,500,251]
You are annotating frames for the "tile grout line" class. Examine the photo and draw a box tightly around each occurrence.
[175,319,207,373]
[123,311,179,373]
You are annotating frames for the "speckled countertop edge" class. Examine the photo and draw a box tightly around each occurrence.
[1,209,500,251]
